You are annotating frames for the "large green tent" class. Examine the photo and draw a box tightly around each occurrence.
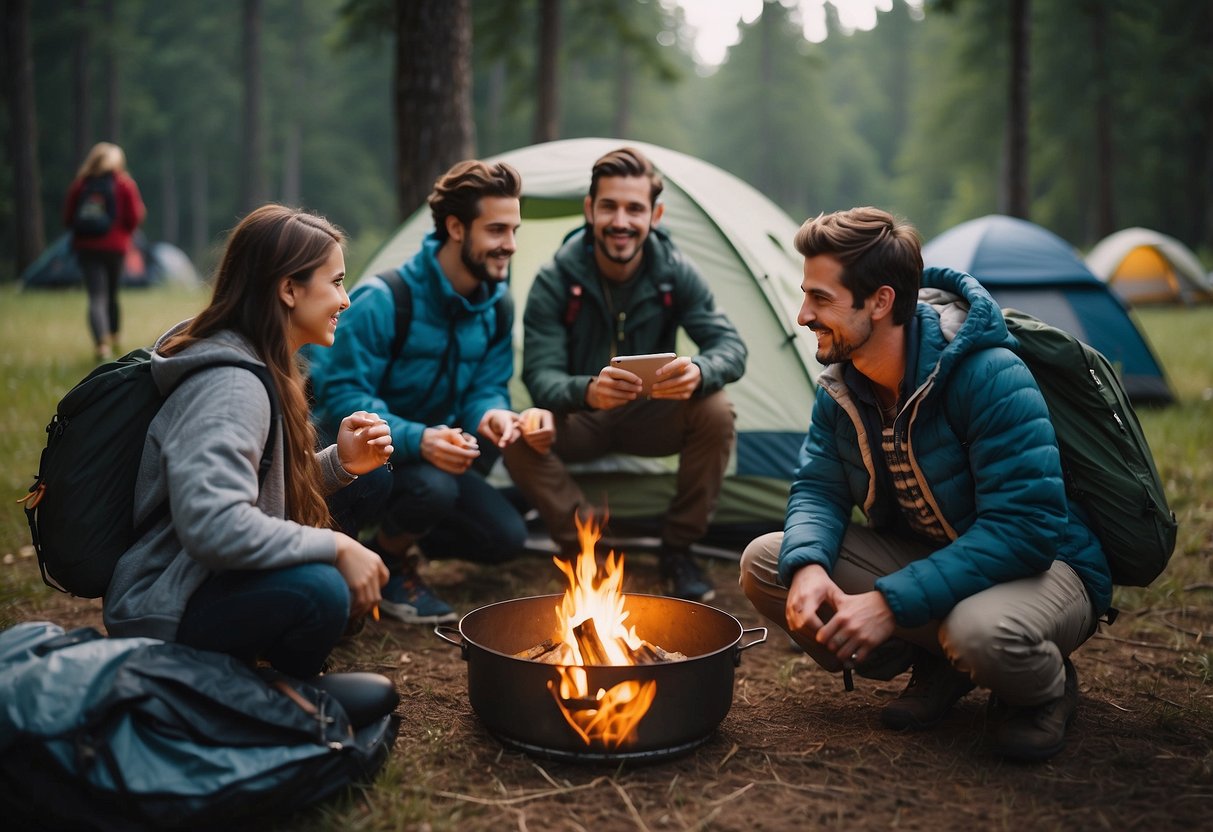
[360,138,822,545]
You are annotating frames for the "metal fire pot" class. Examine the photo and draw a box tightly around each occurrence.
[435,593,766,763]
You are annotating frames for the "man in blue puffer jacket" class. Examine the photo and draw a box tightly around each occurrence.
[740,207,1112,762]
[310,161,554,624]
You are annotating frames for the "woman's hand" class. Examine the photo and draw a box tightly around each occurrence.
[337,411,393,475]
[334,532,389,619]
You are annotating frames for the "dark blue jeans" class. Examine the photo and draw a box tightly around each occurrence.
[177,562,349,678]
[380,462,526,564]
[328,465,395,538]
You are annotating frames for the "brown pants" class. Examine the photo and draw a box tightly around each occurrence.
[740,528,1095,706]
[503,391,736,552]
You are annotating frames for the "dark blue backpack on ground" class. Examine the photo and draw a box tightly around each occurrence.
[0,621,399,831]
[73,173,118,237]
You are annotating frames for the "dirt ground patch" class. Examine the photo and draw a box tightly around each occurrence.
[9,547,1213,831]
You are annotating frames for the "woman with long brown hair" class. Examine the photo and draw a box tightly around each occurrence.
[103,204,391,679]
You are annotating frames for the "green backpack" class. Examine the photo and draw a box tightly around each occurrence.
[1002,309,1177,587]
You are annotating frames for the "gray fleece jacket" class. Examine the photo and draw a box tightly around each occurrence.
[104,322,354,640]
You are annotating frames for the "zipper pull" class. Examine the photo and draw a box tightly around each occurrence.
[616,311,626,345]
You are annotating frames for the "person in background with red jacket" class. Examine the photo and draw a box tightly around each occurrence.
[63,142,146,360]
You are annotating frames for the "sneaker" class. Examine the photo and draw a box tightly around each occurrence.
[986,658,1078,762]
[880,652,975,730]
[379,567,457,624]
[659,549,715,602]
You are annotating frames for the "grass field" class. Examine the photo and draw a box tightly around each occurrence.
[1,284,1211,829]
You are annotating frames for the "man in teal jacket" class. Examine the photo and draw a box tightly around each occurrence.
[310,160,553,624]
[740,207,1111,762]
[503,147,747,602]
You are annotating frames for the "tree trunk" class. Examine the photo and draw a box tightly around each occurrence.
[534,0,560,143]
[190,143,209,264]
[2,0,46,275]
[1003,0,1031,218]
[1091,0,1114,238]
[394,0,474,220]
[241,0,267,212]
[613,38,632,138]
[102,0,119,142]
[160,137,178,245]
[483,59,506,154]
[71,0,91,164]
[758,2,776,201]
[281,0,304,207]
[1203,0,1213,249]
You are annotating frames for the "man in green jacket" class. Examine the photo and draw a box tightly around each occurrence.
[503,147,747,601]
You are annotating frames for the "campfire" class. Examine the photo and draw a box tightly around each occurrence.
[513,515,686,749]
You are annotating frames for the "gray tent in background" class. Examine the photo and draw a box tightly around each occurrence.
[20,233,201,290]
[362,138,822,542]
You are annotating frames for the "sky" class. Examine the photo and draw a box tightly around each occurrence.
[670,0,923,66]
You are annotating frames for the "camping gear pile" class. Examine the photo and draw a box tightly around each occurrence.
[0,622,397,831]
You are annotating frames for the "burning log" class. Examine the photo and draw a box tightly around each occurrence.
[632,641,687,665]
[573,619,611,665]
[516,631,687,666]
[515,639,559,661]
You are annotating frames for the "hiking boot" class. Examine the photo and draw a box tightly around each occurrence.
[659,549,715,602]
[880,652,975,730]
[986,658,1078,762]
[854,637,916,681]
[379,564,457,625]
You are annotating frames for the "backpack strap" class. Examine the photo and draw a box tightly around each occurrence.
[379,269,413,365]
[134,360,280,539]
[560,276,677,338]
[492,288,514,346]
[563,283,584,326]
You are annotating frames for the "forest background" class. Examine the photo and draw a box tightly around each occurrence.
[3,0,1211,284]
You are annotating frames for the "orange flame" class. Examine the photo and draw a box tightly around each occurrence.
[547,514,657,749]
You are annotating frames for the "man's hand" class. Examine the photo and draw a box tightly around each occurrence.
[815,590,896,666]
[518,407,555,454]
[649,356,701,400]
[419,425,480,475]
[786,563,841,640]
[333,532,389,619]
[477,408,521,449]
[336,411,393,475]
[585,364,643,410]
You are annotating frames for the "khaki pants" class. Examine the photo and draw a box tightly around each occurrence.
[740,528,1095,706]
[503,391,735,552]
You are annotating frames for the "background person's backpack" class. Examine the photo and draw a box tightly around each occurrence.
[0,621,398,832]
[22,348,279,597]
[1003,309,1177,587]
[72,173,118,237]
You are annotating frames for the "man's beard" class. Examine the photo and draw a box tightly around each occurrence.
[811,318,872,365]
[595,225,646,265]
[461,235,509,284]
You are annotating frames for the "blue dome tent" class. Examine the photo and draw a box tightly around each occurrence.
[923,215,1173,405]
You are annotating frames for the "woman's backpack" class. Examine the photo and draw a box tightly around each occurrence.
[22,349,278,598]
[0,622,398,831]
[73,173,118,237]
